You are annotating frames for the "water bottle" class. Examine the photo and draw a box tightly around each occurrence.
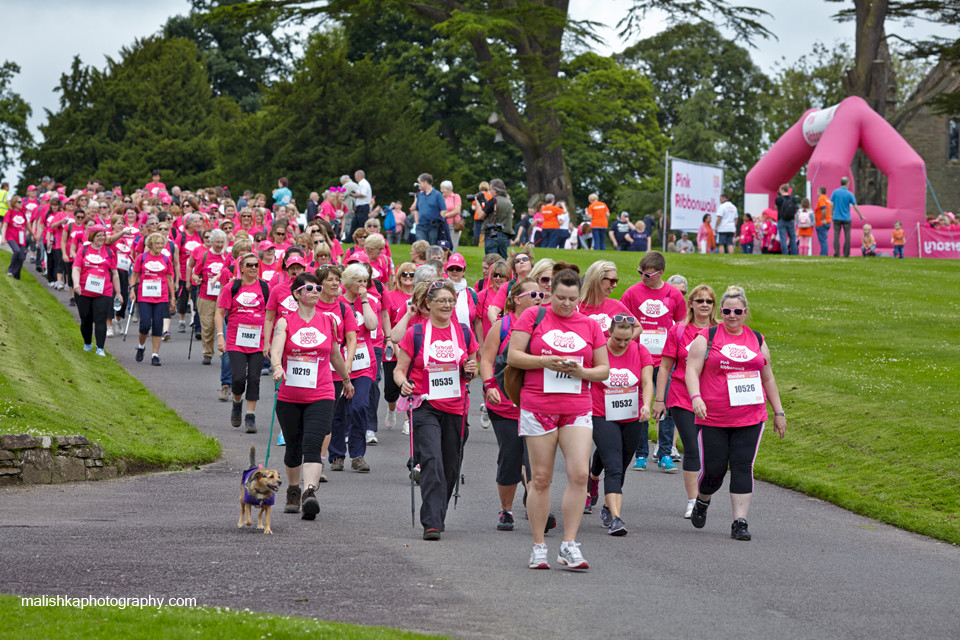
[384,343,394,360]
[113,297,122,313]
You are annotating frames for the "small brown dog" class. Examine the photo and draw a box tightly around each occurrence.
[238,445,282,534]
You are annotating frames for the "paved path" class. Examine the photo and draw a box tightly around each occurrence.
[2,280,959,639]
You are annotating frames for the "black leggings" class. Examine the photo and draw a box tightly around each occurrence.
[115,270,130,319]
[228,350,264,401]
[592,417,641,496]
[383,360,401,404]
[490,410,524,486]
[698,423,764,496]
[671,406,701,472]
[76,295,111,348]
[277,399,334,467]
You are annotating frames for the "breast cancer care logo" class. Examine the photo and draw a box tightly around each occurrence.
[144,260,166,272]
[605,368,638,388]
[720,343,757,363]
[237,291,260,307]
[428,340,458,362]
[291,327,326,348]
[542,329,587,353]
[281,295,297,312]
[589,314,611,332]
[639,299,668,318]
[85,253,105,265]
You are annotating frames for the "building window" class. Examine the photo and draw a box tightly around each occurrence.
[950,118,959,161]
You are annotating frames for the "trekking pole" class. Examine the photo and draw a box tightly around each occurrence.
[122,297,134,342]
[453,377,471,509]
[408,403,415,528]
[264,380,279,468]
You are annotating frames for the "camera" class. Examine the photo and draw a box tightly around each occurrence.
[465,194,477,202]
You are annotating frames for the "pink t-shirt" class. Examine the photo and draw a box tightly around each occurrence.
[177,232,203,282]
[739,221,757,244]
[663,323,708,412]
[398,320,478,414]
[339,295,381,381]
[259,261,280,285]
[591,342,653,421]
[370,254,391,288]
[695,324,768,428]
[277,311,337,404]
[578,298,630,337]
[112,235,134,271]
[267,280,299,321]
[486,314,520,420]
[619,281,686,367]
[490,280,511,314]
[50,211,68,249]
[76,244,117,298]
[316,298,359,347]
[133,252,175,303]
[3,210,28,246]
[383,289,412,362]
[191,247,229,301]
[217,280,267,354]
[476,286,496,343]
[514,306,606,415]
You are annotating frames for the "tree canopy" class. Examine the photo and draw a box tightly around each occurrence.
[0,61,33,178]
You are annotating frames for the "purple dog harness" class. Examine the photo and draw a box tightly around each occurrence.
[242,466,276,507]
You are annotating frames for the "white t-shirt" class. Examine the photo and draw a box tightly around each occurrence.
[355,179,372,206]
[715,201,738,233]
[558,210,570,230]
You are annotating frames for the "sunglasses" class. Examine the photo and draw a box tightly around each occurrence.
[602,277,619,286]
[429,281,446,291]
[491,273,507,279]
[692,298,714,304]
[721,308,746,316]
[123,199,132,203]
[158,226,170,231]
[296,284,322,292]
[99,205,109,209]
[514,256,530,264]
[447,266,464,273]
[243,262,259,268]
[639,269,663,278]
[400,271,416,278]
[612,314,636,324]
[517,291,546,300]
[539,276,552,285]
[274,233,286,238]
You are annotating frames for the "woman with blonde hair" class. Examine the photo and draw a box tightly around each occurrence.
[382,261,418,429]
[486,244,535,322]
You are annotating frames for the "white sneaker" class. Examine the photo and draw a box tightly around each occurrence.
[385,410,397,429]
[365,430,378,445]
[95,348,106,357]
[401,421,409,435]
[684,499,696,519]
[113,323,122,338]
[557,541,589,570]
[529,543,549,570]
[671,446,681,462]
[480,403,491,429]
[651,443,659,459]
[105,327,114,338]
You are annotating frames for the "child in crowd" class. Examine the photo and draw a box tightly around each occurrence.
[697,214,715,253]
[796,198,814,256]
[891,221,905,259]
[861,223,877,257]
[760,210,780,254]
[739,214,756,254]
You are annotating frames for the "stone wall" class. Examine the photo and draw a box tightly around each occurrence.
[0,434,126,486]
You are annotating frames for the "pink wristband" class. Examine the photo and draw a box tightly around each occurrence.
[691,394,702,400]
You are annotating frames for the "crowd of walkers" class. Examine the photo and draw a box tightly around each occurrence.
[1,173,789,571]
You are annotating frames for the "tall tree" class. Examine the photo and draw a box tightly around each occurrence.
[0,61,33,178]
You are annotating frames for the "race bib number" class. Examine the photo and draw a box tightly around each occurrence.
[639,329,668,355]
[285,355,319,389]
[543,356,582,394]
[142,279,162,298]
[235,323,262,348]
[349,343,371,372]
[206,278,221,297]
[427,363,460,400]
[117,255,132,271]
[18,230,25,246]
[86,274,105,295]
[727,371,763,406]
[604,386,639,421]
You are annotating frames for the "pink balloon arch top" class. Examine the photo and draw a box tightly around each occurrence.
[744,96,927,256]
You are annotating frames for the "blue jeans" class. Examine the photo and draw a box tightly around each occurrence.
[6,239,26,279]
[893,245,904,259]
[556,228,571,249]
[816,223,830,256]
[778,219,798,255]
[483,229,509,259]
[740,241,754,254]
[473,219,483,246]
[415,219,441,245]
[330,375,372,460]
[635,366,675,460]
[220,316,231,386]
[366,347,383,433]
[592,228,606,250]
[542,228,558,249]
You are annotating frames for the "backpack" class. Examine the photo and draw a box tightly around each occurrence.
[411,322,473,361]
[498,306,548,405]
[705,325,763,360]
[230,277,270,306]
[797,210,813,229]
[778,195,797,222]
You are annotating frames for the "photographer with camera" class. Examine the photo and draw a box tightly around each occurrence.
[481,179,514,259]
[467,181,494,247]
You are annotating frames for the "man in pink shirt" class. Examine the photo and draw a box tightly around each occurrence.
[618,251,686,472]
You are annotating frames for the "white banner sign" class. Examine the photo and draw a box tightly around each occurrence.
[670,158,724,233]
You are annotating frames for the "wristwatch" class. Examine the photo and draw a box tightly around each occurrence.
[774,411,786,417]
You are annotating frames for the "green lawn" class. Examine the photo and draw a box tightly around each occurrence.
[1,595,445,640]
[0,253,220,468]
[456,244,960,545]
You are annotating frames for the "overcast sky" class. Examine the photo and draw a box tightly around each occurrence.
[2,0,951,184]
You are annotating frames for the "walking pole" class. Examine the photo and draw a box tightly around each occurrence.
[453,377,471,509]
[187,302,194,360]
[264,380,279,468]
[408,402,415,528]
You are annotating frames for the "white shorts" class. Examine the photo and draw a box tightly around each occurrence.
[519,409,593,437]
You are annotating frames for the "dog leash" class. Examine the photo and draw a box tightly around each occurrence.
[264,380,279,468]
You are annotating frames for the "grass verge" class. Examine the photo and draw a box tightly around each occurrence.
[1,594,445,640]
[0,253,220,467]
[454,244,960,545]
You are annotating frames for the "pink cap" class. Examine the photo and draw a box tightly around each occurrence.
[57,186,66,195]
[285,255,310,269]
[444,253,466,270]
[87,224,108,240]
[346,251,370,264]
[27,185,37,191]
[41,193,51,201]
[257,240,275,252]
[160,195,172,205]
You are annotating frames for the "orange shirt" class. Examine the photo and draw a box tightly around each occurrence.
[540,204,562,230]
[587,201,610,229]
[892,229,905,246]
[815,195,833,226]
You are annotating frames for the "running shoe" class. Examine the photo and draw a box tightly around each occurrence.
[545,512,557,534]
[671,446,681,462]
[423,528,441,541]
[401,420,410,435]
[330,458,345,472]
[684,499,696,519]
[83,344,93,352]
[632,456,646,471]
[277,431,285,447]
[497,509,515,531]
[284,486,301,514]
[365,430,378,445]
[529,543,550,570]
[244,413,257,434]
[651,443,659,459]
[105,326,114,338]
[587,476,600,507]
[151,355,161,366]
[690,497,710,529]
[219,385,231,402]
[480,403,491,429]
[600,505,613,529]
[231,401,243,428]
[301,487,319,520]
[95,348,106,357]
[112,323,121,338]
[178,320,186,333]
[658,457,679,473]
[162,331,171,342]
[351,457,370,472]
[609,516,628,536]
[557,541,589,570]
[384,410,397,429]
[135,347,145,362]
[583,497,592,515]
[731,518,752,541]
[195,332,202,342]
[69,298,76,307]
[202,355,212,365]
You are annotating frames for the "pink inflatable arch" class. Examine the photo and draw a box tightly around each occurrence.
[744,96,926,256]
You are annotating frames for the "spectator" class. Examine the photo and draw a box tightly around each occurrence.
[666,234,677,253]
[339,174,358,242]
[556,201,572,249]
[411,174,448,245]
[305,191,320,224]
[814,186,832,256]
[608,212,634,250]
[440,180,463,251]
[587,193,609,250]
[350,170,373,240]
[482,178,514,259]
[713,194,737,254]
[830,177,865,258]
[539,194,562,248]
[273,177,293,207]
[775,185,798,255]
[625,221,649,252]
[697,214,716,253]
[860,223,876,257]
[677,232,694,254]
[470,181,494,247]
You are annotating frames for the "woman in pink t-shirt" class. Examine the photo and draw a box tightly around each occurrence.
[486,246,535,323]
[476,259,509,345]
[652,284,717,519]
[589,317,654,536]
[394,280,479,540]
[685,286,787,541]
[189,229,230,363]
[382,262,417,431]
[130,232,176,365]
[507,269,608,570]
[478,277,550,533]
[269,272,354,519]
[1,196,29,279]
[578,260,629,338]
[72,224,121,356]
